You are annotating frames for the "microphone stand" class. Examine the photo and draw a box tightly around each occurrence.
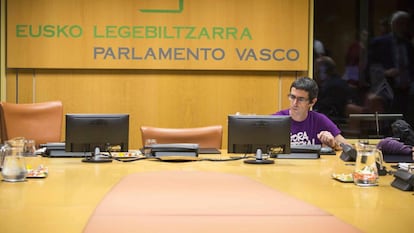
[82,147,112,163]
[244,149,274,164]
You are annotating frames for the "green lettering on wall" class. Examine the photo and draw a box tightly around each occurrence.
[140,0,184,13]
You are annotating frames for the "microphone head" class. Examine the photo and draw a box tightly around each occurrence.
[255,148,263,160]
[339,143,357,162]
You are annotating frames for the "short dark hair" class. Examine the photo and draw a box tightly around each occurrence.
[290,77,319,101]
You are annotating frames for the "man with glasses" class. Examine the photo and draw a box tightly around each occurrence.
[273,77,350,150]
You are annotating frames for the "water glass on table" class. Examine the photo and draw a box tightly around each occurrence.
[144,139,157,157]
[23,139,36,156]
[353,143,380,186]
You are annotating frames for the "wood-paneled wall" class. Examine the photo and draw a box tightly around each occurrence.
[6,69,305,149]
[7,0,309,70]
[3,0,312,149]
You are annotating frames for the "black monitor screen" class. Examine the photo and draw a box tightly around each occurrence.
[65,114,129,153]
[227,115,291,154]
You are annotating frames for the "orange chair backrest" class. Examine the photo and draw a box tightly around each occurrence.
[0,101,63,146]
[140,125,223,149]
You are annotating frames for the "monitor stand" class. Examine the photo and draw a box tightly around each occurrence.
[81,147,112,163]
[244,149,274,164]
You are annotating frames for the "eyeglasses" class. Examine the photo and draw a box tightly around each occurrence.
[287,94,309,103]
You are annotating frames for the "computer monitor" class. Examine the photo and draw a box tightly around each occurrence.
[227,115,291,155]
[65,114,129,161]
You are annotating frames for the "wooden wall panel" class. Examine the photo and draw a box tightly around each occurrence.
[3,0,311,149]
[7,0,309,70]
[5,69,303,149]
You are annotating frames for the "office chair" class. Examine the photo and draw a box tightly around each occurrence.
[0,101,63,146]
[140,125,223,149]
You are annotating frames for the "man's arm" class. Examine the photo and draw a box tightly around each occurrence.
[318,131,349,150]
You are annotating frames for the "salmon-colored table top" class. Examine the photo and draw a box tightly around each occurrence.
[83,171,361,233]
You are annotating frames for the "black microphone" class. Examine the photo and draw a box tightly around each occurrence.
[339,143,357,162]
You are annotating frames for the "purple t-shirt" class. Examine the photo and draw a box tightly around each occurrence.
[273,109,341,145]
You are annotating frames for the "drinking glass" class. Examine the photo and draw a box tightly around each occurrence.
[23,139,37,156]
[353,143,379,186]
[144,139,157,157]
[23,139,45,172]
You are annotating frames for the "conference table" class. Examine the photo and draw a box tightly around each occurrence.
[0,150,413,233]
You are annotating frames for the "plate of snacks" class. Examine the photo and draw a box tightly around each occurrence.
[331,173,353,183]
[26,165,48,178]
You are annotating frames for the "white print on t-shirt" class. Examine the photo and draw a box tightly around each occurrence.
[291,131,316,145]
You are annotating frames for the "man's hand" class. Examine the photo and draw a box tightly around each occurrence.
[384,67,400,78]
[317,131,336,148]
